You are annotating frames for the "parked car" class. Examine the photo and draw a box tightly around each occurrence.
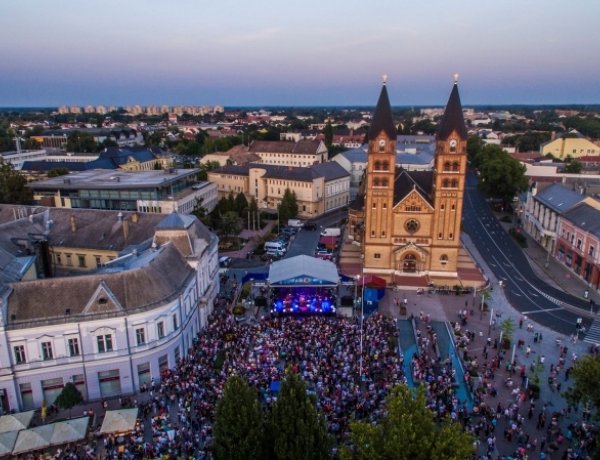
[303,223,317,231]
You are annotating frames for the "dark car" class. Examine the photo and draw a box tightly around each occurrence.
[303,223,317,231]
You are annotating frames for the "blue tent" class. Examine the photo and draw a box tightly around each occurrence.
[363,287,385,315]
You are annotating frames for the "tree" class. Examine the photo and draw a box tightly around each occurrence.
[268,371,331,460]
[477,148,527,202]
[66,131,100,153]
[0,159,32,204]
[214,376,265,460]
[564,156,583,174]
[341,385,473,460]
[47,167,70,178]
[54,382,83,418]
[324,122,333,149]
[220,211,242,239]
[191,197,210,226]
[197,160,221,181]
[278,188,298,225]
[234,192,249,216]
[565,355,600,417]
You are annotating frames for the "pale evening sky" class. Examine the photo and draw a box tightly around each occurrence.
[1,0,599,107]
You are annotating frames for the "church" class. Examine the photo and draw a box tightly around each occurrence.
[347,78,484,288]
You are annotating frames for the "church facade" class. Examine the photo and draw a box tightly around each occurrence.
[348,79,478,286]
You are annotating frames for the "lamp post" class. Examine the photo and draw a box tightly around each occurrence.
[277,204,280,234]
[358,259,364,381]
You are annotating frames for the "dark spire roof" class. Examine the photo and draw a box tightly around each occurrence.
[437,82,468,140]
[368,83,396,141]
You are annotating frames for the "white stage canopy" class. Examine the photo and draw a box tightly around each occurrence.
[268,255,339,287]
[99,408,139,434]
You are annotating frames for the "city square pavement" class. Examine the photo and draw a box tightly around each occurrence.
[375,232,592,459]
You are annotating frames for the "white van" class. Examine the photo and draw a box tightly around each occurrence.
[218,256,231,274]
[264,241,286,257]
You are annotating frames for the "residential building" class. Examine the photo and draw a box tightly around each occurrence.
[29,168,218,215]
[540,131,600,159]
[207,162,349,218]
[556,202,600,291]
[522,183,587,255]
[332,135,435,199]
[248,140,327,167]
[347,80,484,287]
[0,209,219,412]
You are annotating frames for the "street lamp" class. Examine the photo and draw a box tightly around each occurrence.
[277,204,280,234]
[358,259,365,381]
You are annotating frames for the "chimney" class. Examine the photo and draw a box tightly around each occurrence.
[123,219,129,240]
[70,215,77,233]
[131,212,139,223]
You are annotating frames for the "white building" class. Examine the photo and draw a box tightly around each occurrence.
[0,210,219,412]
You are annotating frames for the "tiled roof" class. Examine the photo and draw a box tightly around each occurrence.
[437,83,468,140]
[368,84,396,141]
[393,169,434,206]
[249,140,322,155]
[7,243,193,323]
[215,162,349,182]
[535,183,585,214]
[563,203,600,238]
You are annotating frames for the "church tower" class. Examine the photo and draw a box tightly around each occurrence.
[430,76,468,276]
[363,78,397,272]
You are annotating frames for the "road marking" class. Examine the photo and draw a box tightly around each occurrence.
[528,291,539,297]
[584,321,600,345]
[511,291,522,297]
[522,308,564,315]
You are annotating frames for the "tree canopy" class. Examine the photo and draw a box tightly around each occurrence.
[268,371,331,460]
[468,140,528,202]
[214,376,265,460]
[54,382,83,412]
[565,354,600,416]
[0,159,32,204]
[341,385,473,460]
[279,188,298,224]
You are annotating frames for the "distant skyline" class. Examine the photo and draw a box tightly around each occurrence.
[1,0,599,107]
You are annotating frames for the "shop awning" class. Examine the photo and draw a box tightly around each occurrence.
[0,411,34,434]
[99,408,139,435]
[356,274,387,289]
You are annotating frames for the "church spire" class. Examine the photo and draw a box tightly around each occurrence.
[368,78,396,141]
[437,78,467,140]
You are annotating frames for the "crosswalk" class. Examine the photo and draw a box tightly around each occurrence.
[584,320,600,345]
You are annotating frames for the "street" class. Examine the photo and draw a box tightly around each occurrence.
[463,173,591,336]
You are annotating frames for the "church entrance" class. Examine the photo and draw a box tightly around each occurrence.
[402,254,417,273]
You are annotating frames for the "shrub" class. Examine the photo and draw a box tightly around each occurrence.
[509,228,527,248]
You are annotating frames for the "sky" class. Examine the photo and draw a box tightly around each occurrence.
[1,0,599,107]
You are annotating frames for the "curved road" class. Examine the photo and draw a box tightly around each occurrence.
[463,173,591,336]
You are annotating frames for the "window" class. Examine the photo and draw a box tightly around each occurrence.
[65,254,72,267]
[41,341,53,360]
[55,253,62,265]
[77,255,86,268]
[443,161,451,171]
[68,338,80,357]
[452,161,460,171]
[589,246,595,257]
[440,254,449,265]
[577,239,582,250]
[97,334,113,353]
[442,179,449,188]
[405,219,420,234]
[14,345,26,364]
[95,256,101,268]
[157,321,165,339]
[136,328,146,346]
[172,314,178,330]
[374,253,381,259]
[374,160,381,170]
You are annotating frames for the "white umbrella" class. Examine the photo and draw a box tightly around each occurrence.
[50,416,89,446]
[12,424,53,455]
[0,431,18,456]
[0,411,34,433]
[99,408,139,435]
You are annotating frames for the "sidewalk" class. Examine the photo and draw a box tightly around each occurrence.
[220,221,276,259]
[522,233,600,308]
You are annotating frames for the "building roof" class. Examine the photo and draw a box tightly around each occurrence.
[249,139,323,155]
[368,84,396,141]
[28,168,199,191]
[437,82,468,140]
[562,203,600,238]
[268,254,339,285]
[393,169,434,206]
[7,243,193,324]
[534,183,585,214]
[215,162,349,182]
